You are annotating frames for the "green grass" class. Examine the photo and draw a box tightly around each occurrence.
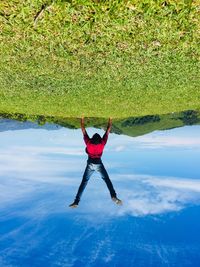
[0,0,200,118]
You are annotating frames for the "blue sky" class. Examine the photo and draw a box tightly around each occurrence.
[0,122,200,266]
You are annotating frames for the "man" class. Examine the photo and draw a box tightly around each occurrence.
[69,117,122,208]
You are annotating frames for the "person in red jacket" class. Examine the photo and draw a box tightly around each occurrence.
[69,117,122,208]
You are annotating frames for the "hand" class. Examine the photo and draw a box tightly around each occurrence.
[81,116,84,124]
[108,117,112,126]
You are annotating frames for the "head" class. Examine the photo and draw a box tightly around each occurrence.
[91,133,102,144]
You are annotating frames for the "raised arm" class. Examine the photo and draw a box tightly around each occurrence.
[106,118,112,134]
[81,117,90,144]
[81,117,86,135]
[102,118,112,144]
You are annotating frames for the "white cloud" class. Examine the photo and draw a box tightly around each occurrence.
[114,145,125,152]
[114,174,200,216]
[136,136,200,149]
[1,169,200,220]
[0,145,84,172]
[108,127,200,151]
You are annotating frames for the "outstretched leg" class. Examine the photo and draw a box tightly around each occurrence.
[97,162,116,198]
[74,163,94,204]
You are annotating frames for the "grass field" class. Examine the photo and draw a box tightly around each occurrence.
[0,0,199,118]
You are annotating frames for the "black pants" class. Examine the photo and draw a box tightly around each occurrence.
[74,159,116,203]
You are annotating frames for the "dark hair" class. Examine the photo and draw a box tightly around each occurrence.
[91,133,102,144]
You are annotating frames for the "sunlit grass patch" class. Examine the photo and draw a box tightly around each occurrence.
[0,0,199,117]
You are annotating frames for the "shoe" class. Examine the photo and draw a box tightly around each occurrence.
[69,202,78,208]
[112,197,122,205]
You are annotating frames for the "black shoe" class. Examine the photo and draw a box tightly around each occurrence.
[69,201,78,208]
[112,197,123,205]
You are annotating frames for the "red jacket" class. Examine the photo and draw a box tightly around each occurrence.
[84,132,108,159]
